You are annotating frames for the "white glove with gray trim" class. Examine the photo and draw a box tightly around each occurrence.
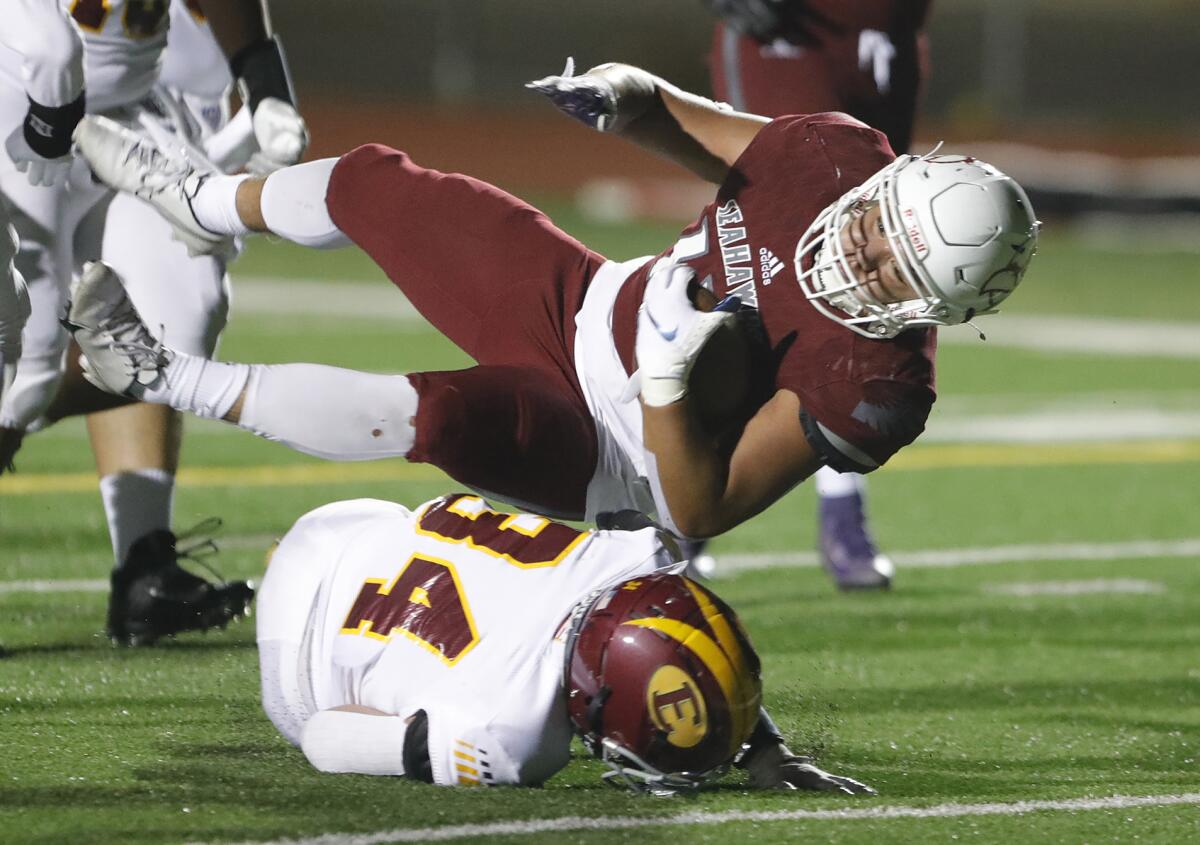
[635,257,734,407]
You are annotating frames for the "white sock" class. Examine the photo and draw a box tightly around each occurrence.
[259,158,351,248]
[814,465,865,499]
[238,363,418,460]
[99,468,174,567]
[191,173,251,236]
[133,351,251,420]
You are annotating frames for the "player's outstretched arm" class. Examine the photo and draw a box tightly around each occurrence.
[527,59,769,185]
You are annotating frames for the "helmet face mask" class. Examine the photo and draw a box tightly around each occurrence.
[564,574,762,794]
[795,152,1040,339]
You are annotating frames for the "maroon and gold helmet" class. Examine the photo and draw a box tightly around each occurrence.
[564,573,763,793]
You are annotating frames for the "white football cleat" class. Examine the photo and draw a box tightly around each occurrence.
[63,261,173,397]
[73,115,235,260]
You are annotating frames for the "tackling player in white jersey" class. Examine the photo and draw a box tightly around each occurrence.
[262,492,875,794]
[0,0,306,645]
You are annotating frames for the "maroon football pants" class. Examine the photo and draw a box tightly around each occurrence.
[325,144,607,517]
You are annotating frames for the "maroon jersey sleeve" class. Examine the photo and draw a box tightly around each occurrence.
[613,114,935,471]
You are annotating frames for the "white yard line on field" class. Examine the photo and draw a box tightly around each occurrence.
[983,578,1166,596]
[5,537,1198,593]
[233,277,1200,359]
[203,792,1200,845]
[707,537,1200,574]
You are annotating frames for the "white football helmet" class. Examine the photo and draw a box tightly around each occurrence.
[795,152,1039,338]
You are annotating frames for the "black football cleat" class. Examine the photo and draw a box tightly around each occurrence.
[106,519,254,646]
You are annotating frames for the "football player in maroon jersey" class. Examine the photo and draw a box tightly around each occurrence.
[64,61,1037,565]
[701,0,933,588]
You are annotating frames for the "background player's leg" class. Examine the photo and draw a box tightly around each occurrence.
[89,189,230,570]
[813,465,894,590]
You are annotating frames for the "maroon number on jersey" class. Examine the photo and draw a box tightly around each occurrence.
[340,554,480,665]
[416,494,587,569]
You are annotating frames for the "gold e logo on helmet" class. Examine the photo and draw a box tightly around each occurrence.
[646,665,708,748]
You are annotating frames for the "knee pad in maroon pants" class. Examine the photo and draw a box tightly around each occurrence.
[407,367,597,519]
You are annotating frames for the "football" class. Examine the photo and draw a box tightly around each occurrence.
[687,315,756,436]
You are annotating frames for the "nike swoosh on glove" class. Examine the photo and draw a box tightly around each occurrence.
[635,257,735,407]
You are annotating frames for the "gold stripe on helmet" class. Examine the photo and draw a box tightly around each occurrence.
[621,617,758,757]
[681,578,761,742]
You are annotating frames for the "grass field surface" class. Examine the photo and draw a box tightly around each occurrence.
[2,205,1199,844]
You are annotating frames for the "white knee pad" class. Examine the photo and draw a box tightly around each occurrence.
[260,158,351,249]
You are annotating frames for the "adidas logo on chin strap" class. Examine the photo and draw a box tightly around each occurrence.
[758,248,785,285]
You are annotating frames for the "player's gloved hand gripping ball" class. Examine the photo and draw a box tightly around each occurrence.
[635,257,738,407]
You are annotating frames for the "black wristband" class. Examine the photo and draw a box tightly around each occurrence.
[230,36,296,113]
[24,91,85,159]
[402,709,433,783]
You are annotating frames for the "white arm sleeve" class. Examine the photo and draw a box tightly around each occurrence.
[300,709,411,777]
[1,1,85,106]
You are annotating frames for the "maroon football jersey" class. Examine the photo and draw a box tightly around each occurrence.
[611,114,936,472]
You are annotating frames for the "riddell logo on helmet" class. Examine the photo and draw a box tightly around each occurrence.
[901,206,929,259]
[646,665,708,748]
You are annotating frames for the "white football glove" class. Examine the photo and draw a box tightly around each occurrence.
[744,743,877,795]
[635,257,735,407]
[5,126,72,188]
[249,97,309,174]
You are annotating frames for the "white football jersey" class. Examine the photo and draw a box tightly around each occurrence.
[0,0,172,112]
[68,0,171,110]
[261,495,676,786]
[160,0,231,101]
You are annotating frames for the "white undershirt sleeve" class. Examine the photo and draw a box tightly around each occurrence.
[300,709,411,777]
